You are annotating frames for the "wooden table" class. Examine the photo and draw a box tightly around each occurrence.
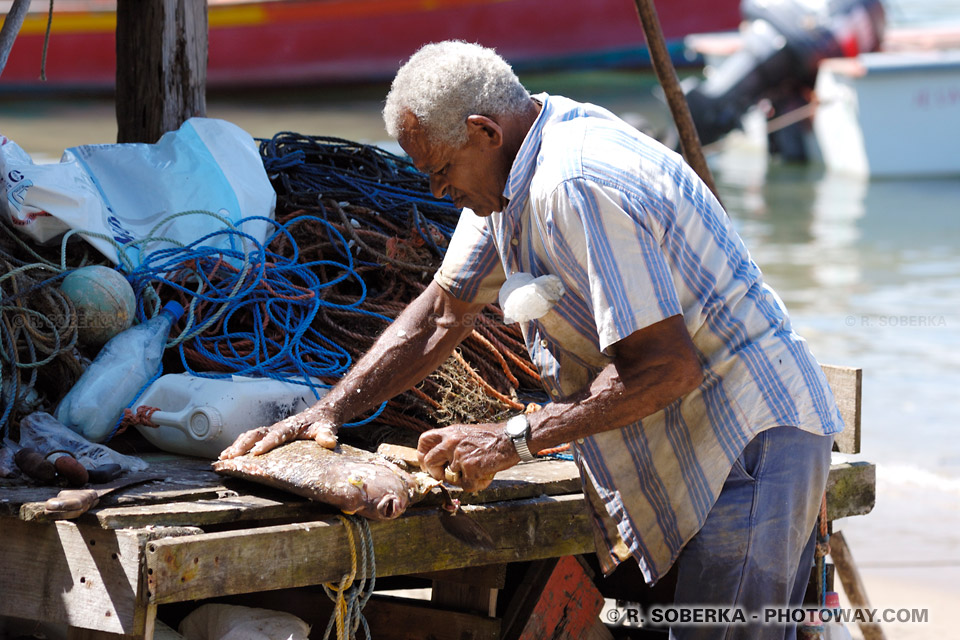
[0,449,875,640]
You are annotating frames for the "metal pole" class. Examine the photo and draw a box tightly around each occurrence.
[0,0,33,78]
[632,0,721,203]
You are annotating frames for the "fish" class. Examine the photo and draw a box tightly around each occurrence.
[212,440,440,521]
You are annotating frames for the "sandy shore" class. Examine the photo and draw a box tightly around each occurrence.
[832,465,960,640]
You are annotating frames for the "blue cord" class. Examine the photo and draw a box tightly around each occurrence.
[102,212,404,439]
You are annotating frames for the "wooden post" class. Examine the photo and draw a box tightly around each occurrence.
[0,0,32,77]
[631,0,721,203]
[115,0,208,144]
[830,531,888,640]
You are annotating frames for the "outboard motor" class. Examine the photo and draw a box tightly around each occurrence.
[685,0,886,161]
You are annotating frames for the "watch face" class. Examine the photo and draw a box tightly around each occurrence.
[505,415,528,437]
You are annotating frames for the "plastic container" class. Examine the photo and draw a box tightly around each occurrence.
[798,622,825,640]
[55,301,184,443]
[823,592,853,640]
[131,373,327,459]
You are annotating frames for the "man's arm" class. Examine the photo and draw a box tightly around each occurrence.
[418,314,704,490]
[220,280,485,458]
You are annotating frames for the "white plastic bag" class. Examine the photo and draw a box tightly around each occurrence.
[0,118,275,267]
[499,271,565,324]
[179,604,311,640]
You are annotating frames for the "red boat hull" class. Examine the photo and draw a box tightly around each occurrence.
[1,0,741,89]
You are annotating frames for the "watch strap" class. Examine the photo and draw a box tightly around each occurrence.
[512,432,536,462]
[508,414,536,463]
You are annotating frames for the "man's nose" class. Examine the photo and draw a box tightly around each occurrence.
[430,174,447,199]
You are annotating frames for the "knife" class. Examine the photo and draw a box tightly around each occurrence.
[377,443,496,550]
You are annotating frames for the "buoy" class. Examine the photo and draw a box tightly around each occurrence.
[59,265,137,346]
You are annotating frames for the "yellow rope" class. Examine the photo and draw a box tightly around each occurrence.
[324,515,358,640]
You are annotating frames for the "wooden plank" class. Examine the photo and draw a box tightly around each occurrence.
[431,581,497,617]
[95,459,581,529]
[515,556,606,640]
[94,494,333,529]
[500,559,560,640]
[364,595,500,640]
[825,462,875,521]
[146,493,595,604]
[115,0,207,143]
[822,364,862,454]
[2,457,226,519]
[0,520,185,636]
[414,564,507,589]
[460,459,581,503]
[829,531,887,640]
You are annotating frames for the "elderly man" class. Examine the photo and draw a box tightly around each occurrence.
[222,41,842,638]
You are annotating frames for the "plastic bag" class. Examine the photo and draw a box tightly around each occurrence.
[0,118,275,268]
[178,604,310,640]
[18,411,148,473]
[499,272,565,324]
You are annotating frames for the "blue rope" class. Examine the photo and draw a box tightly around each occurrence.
[95,211,399,438]
[258,134,462,253]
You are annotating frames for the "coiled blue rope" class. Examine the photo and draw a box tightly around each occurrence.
[86,210,397,441]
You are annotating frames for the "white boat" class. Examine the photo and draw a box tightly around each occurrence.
[684,24,960,177]
[813,49,960,177]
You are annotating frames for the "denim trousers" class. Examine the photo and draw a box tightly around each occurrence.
[670,425,834,640]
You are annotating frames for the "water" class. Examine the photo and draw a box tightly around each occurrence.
[2,1,959,632]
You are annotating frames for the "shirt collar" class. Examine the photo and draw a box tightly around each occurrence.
[502,92,553,206]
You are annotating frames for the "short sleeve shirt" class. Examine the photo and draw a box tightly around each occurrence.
[434,93,844,583]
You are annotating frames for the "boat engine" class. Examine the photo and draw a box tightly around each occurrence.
[684,0,886,161]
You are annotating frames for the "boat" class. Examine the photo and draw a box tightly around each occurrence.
[682,0,960,177]
[813,48,960,177]
[0,0,741,90]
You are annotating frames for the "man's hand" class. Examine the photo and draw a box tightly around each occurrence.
[417,423,519,492]
[218,406,339,459]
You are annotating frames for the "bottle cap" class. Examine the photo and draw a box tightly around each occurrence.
[825,591,841,608]
[161,300,185,322]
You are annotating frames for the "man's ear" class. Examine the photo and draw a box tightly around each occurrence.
[465,115,503,149]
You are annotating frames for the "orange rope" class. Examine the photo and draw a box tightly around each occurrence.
[116,405,162,436]
[452,350,525,411]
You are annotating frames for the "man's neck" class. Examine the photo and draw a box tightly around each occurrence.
[502,97,542,167]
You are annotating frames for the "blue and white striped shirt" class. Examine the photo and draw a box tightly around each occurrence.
[435,94,843,583]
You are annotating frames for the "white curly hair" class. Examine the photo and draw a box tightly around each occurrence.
[383,41,531,148]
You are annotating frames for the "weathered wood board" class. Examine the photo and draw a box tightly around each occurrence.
[0,519,197,636]
[145,492,595,604]
[365,595,501,640]
[822,364,862,454]
[825,461,876,521]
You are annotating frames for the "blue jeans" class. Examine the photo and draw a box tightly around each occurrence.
[671,426,833,640]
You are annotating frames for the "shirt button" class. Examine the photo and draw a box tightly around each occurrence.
[576,438,585,445]
[510,238,519,246]
[540,339,548,348]
[551,389,560,399]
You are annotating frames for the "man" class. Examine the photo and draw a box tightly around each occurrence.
[222,41,842,639]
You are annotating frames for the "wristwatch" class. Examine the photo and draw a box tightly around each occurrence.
[505,414,536,463]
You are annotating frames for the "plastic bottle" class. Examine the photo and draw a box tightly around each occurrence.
[56,301,184,443]
[798,621,825,640]
[131,373,327,459]
[823,592,853,640]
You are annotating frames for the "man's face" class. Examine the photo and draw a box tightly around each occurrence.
[398,113,509,217]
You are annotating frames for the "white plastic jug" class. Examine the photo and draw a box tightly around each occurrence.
[132,373,327,459]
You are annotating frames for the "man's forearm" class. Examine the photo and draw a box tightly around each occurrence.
[526,356,701,453]
[317,281,482,423]
[525,315,703,453]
